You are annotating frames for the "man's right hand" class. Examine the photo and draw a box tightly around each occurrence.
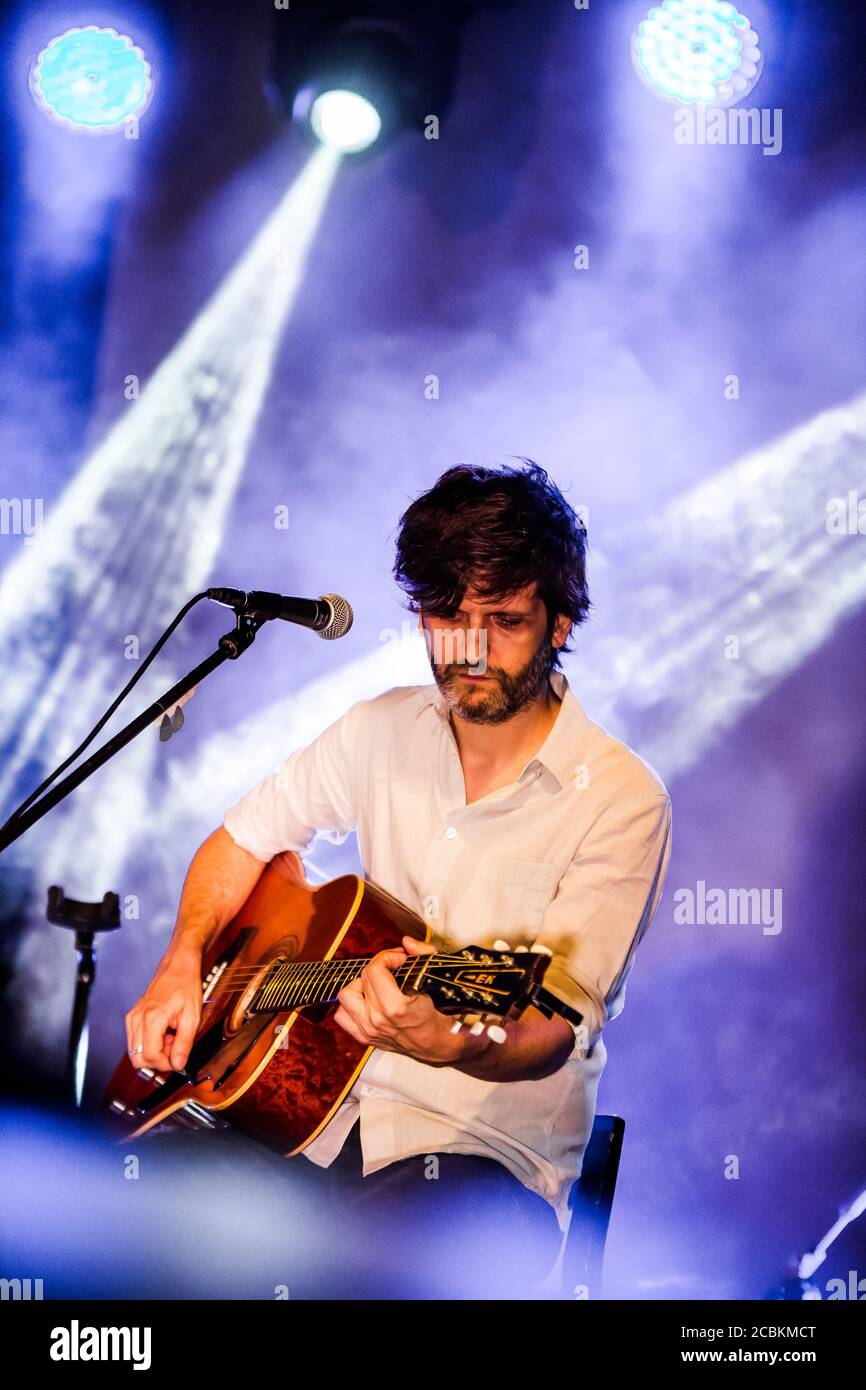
[123,827,267,1074]
[124,951,203,1074]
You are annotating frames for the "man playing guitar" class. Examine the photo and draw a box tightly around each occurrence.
[124,460,672,1298]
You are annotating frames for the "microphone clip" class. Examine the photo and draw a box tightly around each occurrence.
[218,610,265,660]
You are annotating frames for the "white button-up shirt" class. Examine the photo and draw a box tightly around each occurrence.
[222,670,671,1233]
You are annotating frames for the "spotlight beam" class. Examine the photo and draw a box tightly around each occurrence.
[0,147,340,882]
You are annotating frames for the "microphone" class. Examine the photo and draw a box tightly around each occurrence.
[207,589,353,640]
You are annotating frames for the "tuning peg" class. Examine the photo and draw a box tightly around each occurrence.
[469,1020,486,1035]
[530,944,553,956]
[514,945,528,953]
[486,1025,507,1045]
[449,1020,463,1034]
[493,939,511,951]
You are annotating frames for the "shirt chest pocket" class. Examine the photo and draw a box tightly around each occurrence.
[475,854,559,940]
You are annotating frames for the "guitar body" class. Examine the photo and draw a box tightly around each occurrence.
[102,852,429,1154]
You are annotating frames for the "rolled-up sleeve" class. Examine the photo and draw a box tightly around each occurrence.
[532,785,672,1048]
[222,704,360,863]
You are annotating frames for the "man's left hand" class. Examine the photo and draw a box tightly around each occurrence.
[333,935,485,1066]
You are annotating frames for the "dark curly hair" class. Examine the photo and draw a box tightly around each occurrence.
[392,460,590,669]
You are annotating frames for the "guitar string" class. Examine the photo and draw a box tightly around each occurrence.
[255,965,517,1010]
[200,955,531,1011]
[254,956,493,1006]
[203,960,532,999]
[208,961,528,985]
[258,961,524,984]
[207,967,528,989]
[204,953,529,985]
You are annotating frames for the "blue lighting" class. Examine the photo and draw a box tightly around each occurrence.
[30,26,152,130]
[632,1,763,107]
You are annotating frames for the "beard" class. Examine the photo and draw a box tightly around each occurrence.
[431,636,555,725]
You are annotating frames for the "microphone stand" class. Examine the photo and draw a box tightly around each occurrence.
[0,611,264,855]
[46,887,121,1108]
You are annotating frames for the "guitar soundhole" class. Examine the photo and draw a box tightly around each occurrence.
[224,944,295,1035]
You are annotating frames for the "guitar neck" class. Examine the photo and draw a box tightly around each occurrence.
[249,954,435,1014]
[246,952,583,1029]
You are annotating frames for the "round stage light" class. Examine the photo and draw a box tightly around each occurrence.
[30,25,152,131]
[632,1,763,107]
[287,20,418,156]
[309,89,383,154]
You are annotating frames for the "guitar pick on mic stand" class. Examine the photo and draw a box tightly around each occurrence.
[0,588,353,1106]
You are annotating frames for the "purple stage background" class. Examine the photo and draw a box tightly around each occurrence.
[0,0,864,1300]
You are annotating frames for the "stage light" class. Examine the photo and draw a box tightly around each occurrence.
[632,1,763,107]
[308,88,383,154]
[274,10,469,154]
[288,20,420,155]
[29,25,152,130]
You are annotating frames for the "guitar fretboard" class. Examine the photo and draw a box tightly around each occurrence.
[250,954,439,1013]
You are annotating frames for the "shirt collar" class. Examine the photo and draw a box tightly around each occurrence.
[415,668,594,792]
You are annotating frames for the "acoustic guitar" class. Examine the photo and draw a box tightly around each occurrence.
[102,851,582,1154]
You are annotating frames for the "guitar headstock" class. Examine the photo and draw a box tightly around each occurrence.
[416,941,554,1043]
